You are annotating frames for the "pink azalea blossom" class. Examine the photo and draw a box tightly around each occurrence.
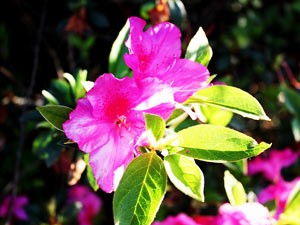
[68,185,102,225]
[258,177,300,219]
[63,73,174,193]
[193,215,219,225]
[0,195,29,221]
[152,213,200,225]
[124,16,210,104]
[217,202,274,225]
[248,148,299,182]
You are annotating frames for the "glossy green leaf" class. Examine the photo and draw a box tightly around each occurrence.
[83,154,99,191]
[200,104,233,126]
[32,130,62,167]
[185,26,212,66]
[164,154,204,201]
[63,73,76,91]
[224,170,247,206]
[278,181,300,225]
[186,85,270,121]
[280,85,300,117]
[109,19,130,78]
[172,124,271,162]
[113,152,167,225]
[292,117,300,142]
[75,69,87,100]
[145,114,165,141]
[41,90,59,105]
[37,105,73,132]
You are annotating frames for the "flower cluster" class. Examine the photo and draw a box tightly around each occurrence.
[63,16,209,193]
[67,185,102,225]
[153,203,274,225]
[0,195,29,221]
[248,147,300,219]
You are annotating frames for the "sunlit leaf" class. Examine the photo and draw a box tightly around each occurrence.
[291,117,300,142]
[185,26,212,66]
[280,85,300,117]
[37,105,73,132]
[75,69,88,99]
[278,181,300,225]
[164,154,204,201]
[113,152,167,225]
[171,124,271,162]
[83,154,99,191]
[186,85,270,121]
[63,73,76,91]
[200,104,233,126]
[145,114,165,141]
[41,90,59,105]
[224,170,247,206]
[109,19,130,78]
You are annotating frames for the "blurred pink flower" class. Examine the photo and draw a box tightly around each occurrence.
[0,195,29,221]
[124,16,210,104]
[68,185,102,225]
[63,73,174,193]
[193,215,219,225]
[248,148,299,182]
[258,177,300,219]
[152,213,200,225]
[217,202,273,225]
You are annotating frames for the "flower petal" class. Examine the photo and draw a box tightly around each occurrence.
[88,127,137,193]
[63,98,110,154]
[124,16,181,76]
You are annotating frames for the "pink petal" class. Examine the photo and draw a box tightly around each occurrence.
[124,16,210,104]
[89,127,137,193]
[248,148,299,182]
[160,59,210,103]
[63,99,111,154]
[125,17,181,76]
[87,73,141,120]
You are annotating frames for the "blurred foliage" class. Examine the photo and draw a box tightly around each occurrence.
[1,0,300,224]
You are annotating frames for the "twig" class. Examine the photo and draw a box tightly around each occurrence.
[5,0,48,224]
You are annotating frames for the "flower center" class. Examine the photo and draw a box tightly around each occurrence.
[115,115,128,128]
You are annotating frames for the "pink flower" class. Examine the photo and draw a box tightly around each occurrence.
[248,148,299,182]
[193,215,219,225]
[217,202,273,225]
[68,185,102,225]
[124,16,210,104]
[63,73,174,193]
[258,177,300,219]
[0,195,29,221]
[152,213,200,225]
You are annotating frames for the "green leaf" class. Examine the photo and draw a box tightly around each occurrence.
[164,154,204,201]
[280,85,300,117]
[200,104,233,126]
[83,154,99,191]
[278,181,300,225]
[41,90,59,105]
[109,19,130,78]
[145,114,165,141]
[292,117,300,142]
[186,85,270,121]
[32,130,63,167]
[224,170,247,206]
[113,152,167,225]
[185,26,212,66]
[223,159,248,175]
[63,73,76,92]
[37,105,73,132]
[75,69,88,100]
[171,124,271,162]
